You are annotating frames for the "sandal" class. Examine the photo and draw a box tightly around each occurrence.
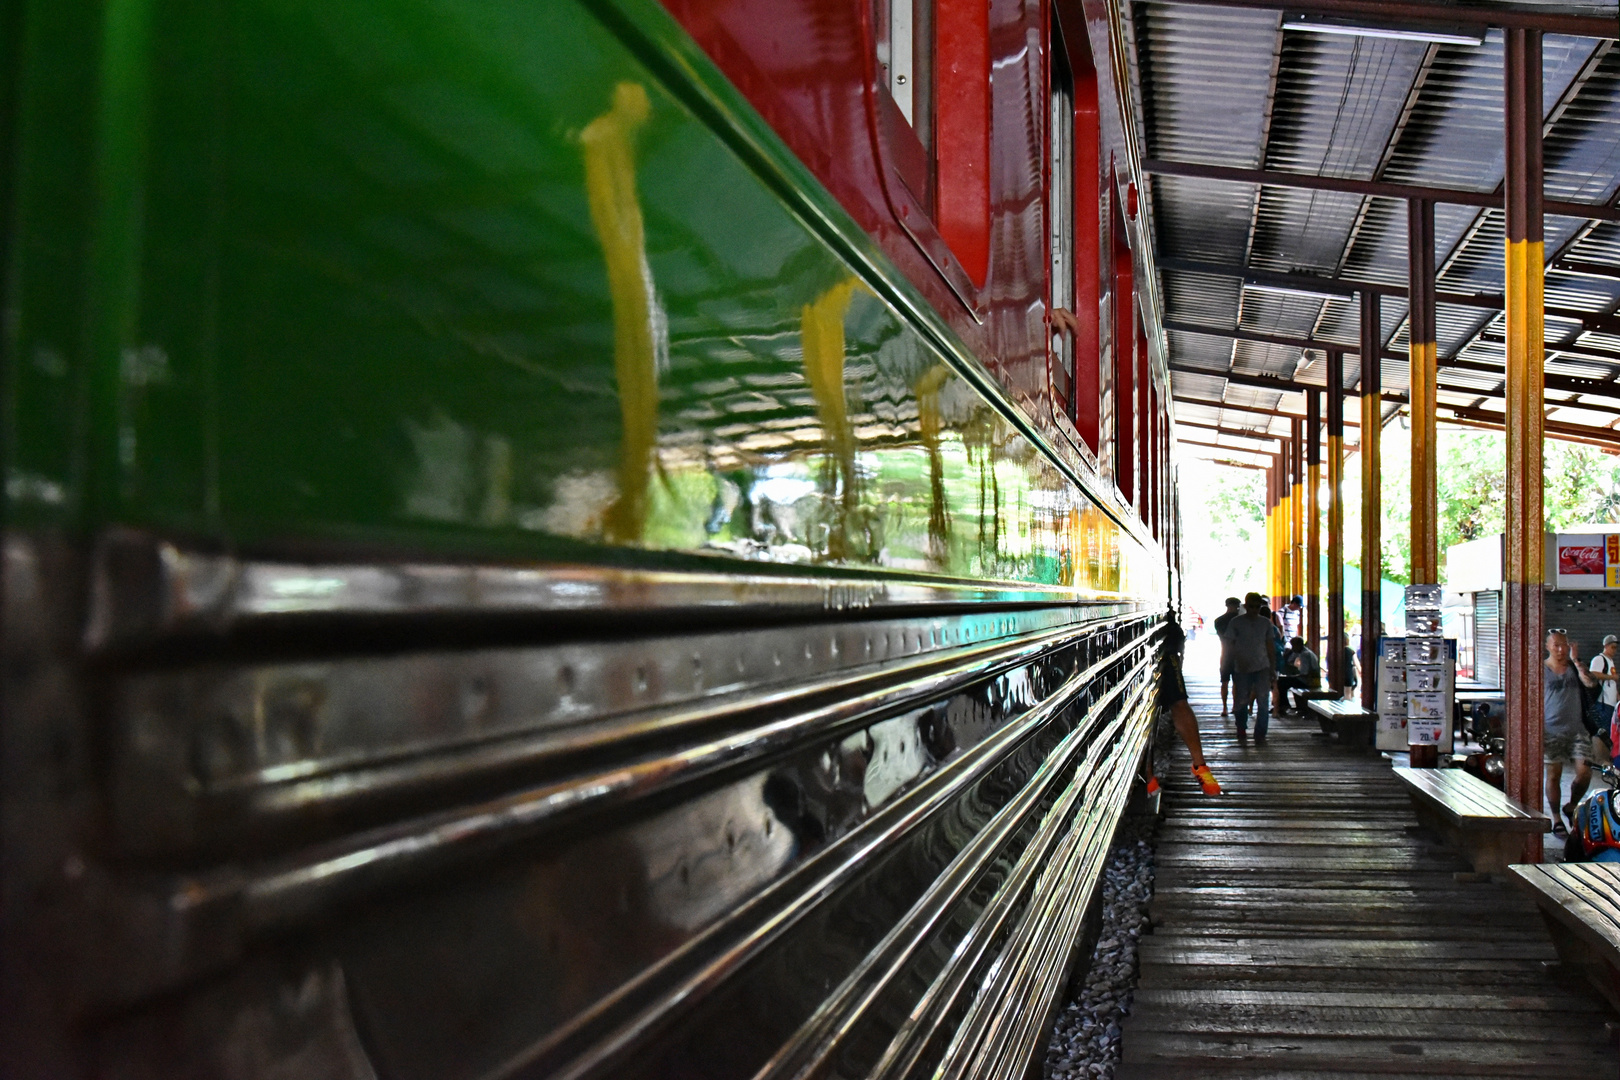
[1553,821,1569,840]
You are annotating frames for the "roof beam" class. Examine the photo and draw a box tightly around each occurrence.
[1430,404,1620,450]
[1476,330,1620,368]
[1168,361,1350,396]
[1165,318,1393,362]
[1437,414,1620,453]
[1165,320,1620,401]
[1175,445,1272,470]
[1557,259,1620,282]
[1169,358,1620,422]
[1177,420,1285,445]
[1158,257,1620,334]
[1172,395,1363,428]
[1152,0,1619,37]
[1177,436,1278,455]
[1143,158,1620,222]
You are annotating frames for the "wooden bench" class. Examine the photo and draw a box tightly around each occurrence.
[1305,697,1377,748]
[1509,861,1620,1014]
[1393,766,1548,874]
[1295,690,1344,733]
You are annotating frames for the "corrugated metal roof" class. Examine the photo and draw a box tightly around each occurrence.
[1128,2,1620,449]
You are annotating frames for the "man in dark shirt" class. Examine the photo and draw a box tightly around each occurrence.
[1277,636,1321,715]
[1213,597,1240,716]
[1222,593,1281,741]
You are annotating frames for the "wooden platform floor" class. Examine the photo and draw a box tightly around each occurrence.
[1118,670,1618,1079]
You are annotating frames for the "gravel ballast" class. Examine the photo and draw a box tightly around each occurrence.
[1040,814,1156,1080]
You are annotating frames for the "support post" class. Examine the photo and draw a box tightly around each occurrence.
[1409,199,1439,586]
[1327,353,1346,692]
[1408,198,1440,767]
[1505,28,1545,860]
[1308,390,1322,661]
[1277,438,1286,601]
[1267,462,1279,598]
[1292,417,1304,621]
[1360,291,1383,712]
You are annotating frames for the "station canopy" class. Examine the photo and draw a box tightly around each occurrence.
[1126,0,1620,466]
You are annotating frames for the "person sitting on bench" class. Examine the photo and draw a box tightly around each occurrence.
[1277,636,1321,715]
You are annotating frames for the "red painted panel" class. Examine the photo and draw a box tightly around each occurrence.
[936,0,991,285]
[1112,182,1134,508]
[659,0,1153,548]
[1136,315,1151,523]
[1149,382,1160,537]
[1072,44,1101,454]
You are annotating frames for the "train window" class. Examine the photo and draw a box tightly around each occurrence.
[1049,25,1075,406]
[872,0,987,286]
[1049,15,1101,454]
[876,0,933,148]
[1136,313,1151,522]
[1111,180,1135,507]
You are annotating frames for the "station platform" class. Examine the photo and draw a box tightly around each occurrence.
[1119,671,1617,1078]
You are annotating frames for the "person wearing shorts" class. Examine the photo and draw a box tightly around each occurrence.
[1545,629,1596,839]
[1160,610,1221,794]
[1213,597,1240,716]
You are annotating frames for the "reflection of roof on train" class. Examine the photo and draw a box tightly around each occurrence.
[1146,12,1620,461]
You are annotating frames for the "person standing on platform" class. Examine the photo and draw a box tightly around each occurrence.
[1586,634,1619,765]
[1159,610,1222,795]
[1340,632,1360,699]
[1545,629,1597,839]
[1214,597,1241,716]
[1261,599,1286,714]
[1223,592,1280,742]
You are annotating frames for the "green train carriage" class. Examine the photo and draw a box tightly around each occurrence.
[0,0,1179,1073]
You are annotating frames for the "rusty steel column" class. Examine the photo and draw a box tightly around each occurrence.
[1360,291,1382,712]
[1505,27,1545,858]
[1409,198,1439,586]
[1308,389,1322,659]
[1408,199,1440,767]
[1327,352,1346,692]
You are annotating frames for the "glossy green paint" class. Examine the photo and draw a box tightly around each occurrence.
[3,0,1160,597]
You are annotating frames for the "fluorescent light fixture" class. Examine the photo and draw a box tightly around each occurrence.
[1282,13,1485,46]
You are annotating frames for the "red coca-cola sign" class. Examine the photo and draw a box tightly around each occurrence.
[1560,544,1607,575]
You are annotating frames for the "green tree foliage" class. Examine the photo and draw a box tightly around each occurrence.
[1178,459,1266,620]
[1335,425,1620,586]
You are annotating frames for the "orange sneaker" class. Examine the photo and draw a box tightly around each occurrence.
[1192,763,1222,795]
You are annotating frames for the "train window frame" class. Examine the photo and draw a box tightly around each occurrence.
[876,0,935,141]
[1047,11,1102,465]
[1049,19,1076,416]
[1136,311,1151,523]
[866,0,990,306]
[1111,175,1135,510]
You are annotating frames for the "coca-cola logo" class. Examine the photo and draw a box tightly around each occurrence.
[1560,544,1606,575]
